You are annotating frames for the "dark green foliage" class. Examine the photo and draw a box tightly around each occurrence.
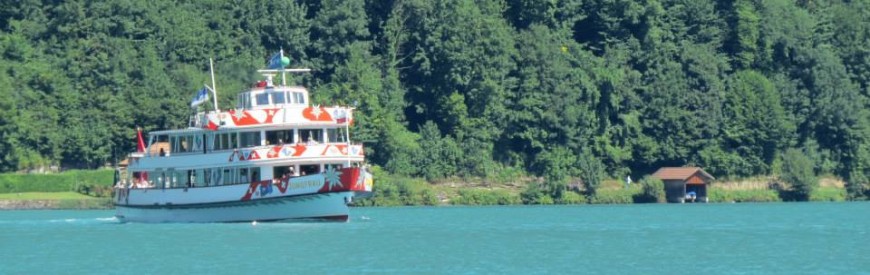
[452,189,521,205]
[589,188,638,204]
[780,148,818,201]
[0,0,867,201]
[0,169,113,194]
[634,176,665,203]
[353,170,438,206]
[707,188,781,203]
[578,150,605,196]
[846,169,868,200]
[520,182,554,205]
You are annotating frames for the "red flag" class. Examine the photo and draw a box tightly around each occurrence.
[335,108,348,124]
[135,127,149,183]
[136,127,146,153]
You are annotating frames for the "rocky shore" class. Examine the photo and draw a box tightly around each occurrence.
[0,199,112,210]
[0,200,59,209]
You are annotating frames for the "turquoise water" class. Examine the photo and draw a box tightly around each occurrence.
[1,203,868,274]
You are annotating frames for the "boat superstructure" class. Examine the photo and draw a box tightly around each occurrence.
[114,52,372,223]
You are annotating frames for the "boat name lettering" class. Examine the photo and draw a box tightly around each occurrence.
[289,180,321,190]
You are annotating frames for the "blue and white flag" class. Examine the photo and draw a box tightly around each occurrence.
[190,87,209,108]
[267,51,284,70]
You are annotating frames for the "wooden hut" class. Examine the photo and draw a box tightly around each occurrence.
[651,167,715,203]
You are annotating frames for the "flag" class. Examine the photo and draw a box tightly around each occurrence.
[135,127,149,183]
[267,51,284,70]
[190,87,209,107]
[335,108,348,124]
[136,127,146,153]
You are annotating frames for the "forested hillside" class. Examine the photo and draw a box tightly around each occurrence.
[1,0,868,198]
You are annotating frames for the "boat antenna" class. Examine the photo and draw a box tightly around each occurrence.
[346,110,352,167]
[209,58,219,112]
[280,49,287,86]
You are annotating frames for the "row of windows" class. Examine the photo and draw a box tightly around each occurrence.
[131,167,263,188]
[238,91,306,109]
[127,163,352,189]
[156,128,348,155]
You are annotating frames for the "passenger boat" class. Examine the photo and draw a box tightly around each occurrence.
[113,51,373,223]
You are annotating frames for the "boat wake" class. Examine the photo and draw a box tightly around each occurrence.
[46,216,121,224]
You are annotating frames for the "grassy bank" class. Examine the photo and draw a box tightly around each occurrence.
[0,191,99,200]
[810,187,846,202]
[0,192,112,209]
[0,170,115,210]
[0,169,114,194]
[357,172,849,206]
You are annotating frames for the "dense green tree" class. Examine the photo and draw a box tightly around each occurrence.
[781,148,817,201]
[577,149,605,196]
[710,70,791,177]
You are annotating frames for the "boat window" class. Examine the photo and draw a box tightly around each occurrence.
[237,93,248,109]
[326,128,347,143]
[239,131,261,148]
[195,170,205,186]
[216,132,238,150]
[205,133,214,152]
[265,129,294,145]
[271,92,286,104]
[194,135,205,152]
[250,167,260,182]
[169,169,180,188]
[218,133,227,150]
[158,170,165,188]
[294,92,305,105]
[273,166,295,178]
[240,168,249,184]
[223,168,232,186]
[211,168,224,186]
[203,168,211,186]
[151,135,169,156]
[186,170,195,187]
[299,164,319,176]
[172,135,191,153]
[256,93,270,106]
[170,136,180,153]
[299,129,323,144]
[325,163,344,170]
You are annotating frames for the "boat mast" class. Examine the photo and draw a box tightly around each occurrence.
[346,115,351,167]
[280,49,287,86]
[209,58,219,112]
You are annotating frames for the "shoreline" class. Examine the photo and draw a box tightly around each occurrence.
[0,199,113,210]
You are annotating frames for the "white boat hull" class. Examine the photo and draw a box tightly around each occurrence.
[115,191,355,223]
[114,167,373,223]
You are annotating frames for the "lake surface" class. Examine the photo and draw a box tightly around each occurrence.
[1,203,868,274]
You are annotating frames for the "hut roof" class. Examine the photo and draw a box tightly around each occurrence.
[652,167,714,181]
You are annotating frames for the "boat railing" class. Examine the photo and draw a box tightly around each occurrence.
[146,141,363,158]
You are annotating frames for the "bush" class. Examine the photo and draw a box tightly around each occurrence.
[355,169,439,206]
[810,187,845,202]
[846,170,868,200]
[578,150,604,196]
[558,191,586,204]
[452,189,521,205]
[633,176,665,203]
[708,188,780,202]
[780,148,817,201]
[589,189,636,204]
